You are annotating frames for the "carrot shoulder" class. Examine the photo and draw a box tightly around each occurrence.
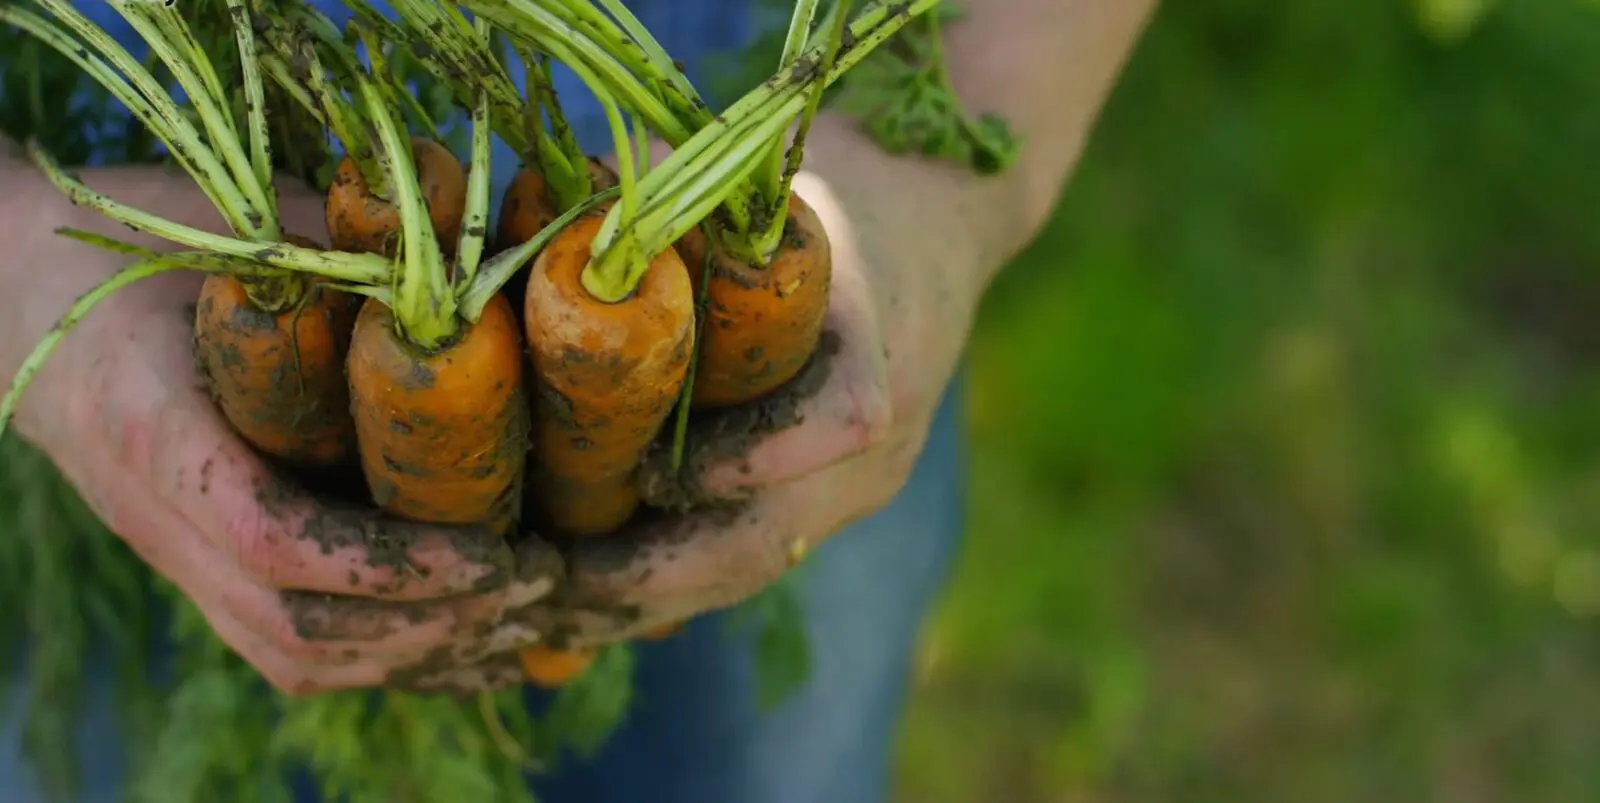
[346,292,528,534]
[497,158,619,252]
[524,212,695,537]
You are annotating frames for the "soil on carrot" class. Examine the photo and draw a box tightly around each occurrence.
[635,328,841,512]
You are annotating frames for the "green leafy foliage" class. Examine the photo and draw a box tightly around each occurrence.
[726,575,813,709]
[830,3,1018,175]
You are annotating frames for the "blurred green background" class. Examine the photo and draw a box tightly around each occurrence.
[892,1,1600,800]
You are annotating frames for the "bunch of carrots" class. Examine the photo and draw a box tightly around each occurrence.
[0,0,947,691]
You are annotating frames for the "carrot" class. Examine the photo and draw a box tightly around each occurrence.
[472,0,931,415]
[518,644,596,688]
[327,136,468,256]
[523,211,694,536]
[0,1,387,471]
[673,193,831,407]
[497,158,619,252]
[328,36,541,548]
[347,291,527,531]
[193,234,359,473]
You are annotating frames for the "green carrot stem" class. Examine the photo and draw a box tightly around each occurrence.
[0,252,299,443]
[457,186,620,322]
[588,1,935,276]
[296,35,386,196]
[384,0,538,164]
[114,1,277,238]
[28,142,390,284]
[21,1,255,235]
[272,5,389,196]
[455,21,496,286]
[586,104,779,299]
[454,0,695,146]
[747,0,854,262]
[258,56,329,128]
[51,228,160,260]
[579,0,706,122]
[151,7,236,142]
[669,226,716,473]
[521,45,588,209]
[227,0,277,226]
[756,0,822,201]
[357,70,457,350]
[573,58,643,303]
[538,51,586,183]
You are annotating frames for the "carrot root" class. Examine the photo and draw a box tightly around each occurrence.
[346,292,529,535]
[676,193,832,408]
[327,136,469,256]
[524,212,694,537]
[518,644,596,688]
[194,273,358,470]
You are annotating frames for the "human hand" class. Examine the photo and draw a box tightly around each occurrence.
[1,165,562,696]
[425,125,994,686]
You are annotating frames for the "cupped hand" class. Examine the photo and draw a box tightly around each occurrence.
[3,166,561,696]
[422,136,992,689]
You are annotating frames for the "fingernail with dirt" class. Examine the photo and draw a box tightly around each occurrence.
[286,591,452,643]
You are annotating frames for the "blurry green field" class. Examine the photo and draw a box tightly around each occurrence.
[893,2,1600,801]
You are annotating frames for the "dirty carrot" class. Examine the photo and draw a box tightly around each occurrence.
[340,54,531,537]
[0,153,390,444]
[518,644,597,689]
[475,0,938,410]
[670,0,852,408]
[6,0,386,470]
[498,157,618,252]
[327,135,469,257]
[493,42,614,250]
[250,2,470,259]
[193,237,358,473]
[520,50,696,538]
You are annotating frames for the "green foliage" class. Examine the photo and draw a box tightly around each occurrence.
[726,575,813,709]
[830,3,1018,175]
[894,0,1600,800]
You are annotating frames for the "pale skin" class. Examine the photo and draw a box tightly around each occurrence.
[0,0,1157,694]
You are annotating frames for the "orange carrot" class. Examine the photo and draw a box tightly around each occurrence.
[332,43,536,541]
[523,211,695,537]
[326,136,468,256]
[346,291,528,533]
[496,158,618,253]
[674,193,831,407]
[518,644,596,688]
[193,234,359,472]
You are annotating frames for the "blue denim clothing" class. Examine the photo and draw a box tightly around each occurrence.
[0,3,969,801]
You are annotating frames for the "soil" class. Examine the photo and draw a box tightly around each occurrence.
[635,329,841,512]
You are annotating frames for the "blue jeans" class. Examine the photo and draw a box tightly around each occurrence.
[1,378,968,803]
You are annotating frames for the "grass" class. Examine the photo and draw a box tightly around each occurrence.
[893,1,1600,800]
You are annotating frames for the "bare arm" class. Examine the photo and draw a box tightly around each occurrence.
[801,0,1158,407]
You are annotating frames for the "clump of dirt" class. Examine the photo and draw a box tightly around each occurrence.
[635,329,841,512]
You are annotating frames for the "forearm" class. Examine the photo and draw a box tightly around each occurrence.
[810,0,1156,290]
[799,0,1154,410]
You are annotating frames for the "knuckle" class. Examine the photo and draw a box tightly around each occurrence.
[265,608,323,662]
[227,505,287,585]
